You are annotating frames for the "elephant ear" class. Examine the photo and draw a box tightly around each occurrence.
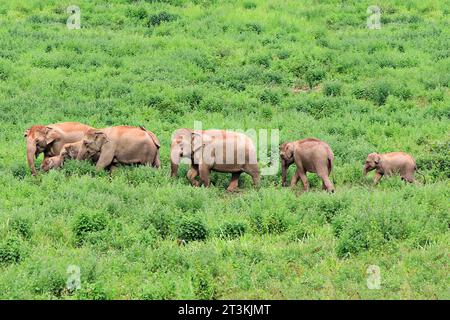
[285,142,294,159]
[374,154,381,164]
[192,133,213,152]
[44,127,61,145]
[172,128,192,143]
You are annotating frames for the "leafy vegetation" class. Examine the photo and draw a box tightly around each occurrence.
[0,0,448,299]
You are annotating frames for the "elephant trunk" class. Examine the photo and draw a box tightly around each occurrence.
[26,139,38,176]
[76,145,87,161]
[281,159,287,187]
[170,149,180,177]
[363,164,370,176]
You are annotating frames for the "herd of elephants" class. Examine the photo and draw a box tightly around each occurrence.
[24,122,419,192]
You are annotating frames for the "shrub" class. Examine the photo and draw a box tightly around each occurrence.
[217,221,247,239]
[192,268,216,299]
[10,216,32,240]
[353,81,393,106]
[141,209,174,239]
[323,81,342,96]
[147,12,178,27]
[72,211,108,246]
[11,164,27,180]
[249,211,288,235]
[243,1,257,9]
[0,237,23,265]
[305,67,326,88]
[177,216,209,242]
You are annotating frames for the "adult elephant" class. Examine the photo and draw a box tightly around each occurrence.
[24,122,93,176]
[170,128,260,191]
[76,125,161,170]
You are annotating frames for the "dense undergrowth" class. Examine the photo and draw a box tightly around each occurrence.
[0,0,448,299]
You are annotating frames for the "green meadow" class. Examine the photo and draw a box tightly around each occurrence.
[0,0,449,299]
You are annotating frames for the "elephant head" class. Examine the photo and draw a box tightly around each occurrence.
[279,142,295,187]
[61,142,81,159]
[170,128,195,176]
[24,125,61,176]
[40,156,64,172]
[364,152,381,175]
[77,130,108,161]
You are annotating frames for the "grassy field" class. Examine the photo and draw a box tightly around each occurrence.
[0,0,449,299]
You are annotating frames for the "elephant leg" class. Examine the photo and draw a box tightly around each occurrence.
[227,172,241,192]
[298,171,309,191]
[401,175,414,183]
[108,164,118,174]
[244,165,260,187]
[96,146,115,170]
[199,165,211,187]
[373,172,383,184]
[187,166,200,187]
[319,172,334,193]
[290,169,300,187]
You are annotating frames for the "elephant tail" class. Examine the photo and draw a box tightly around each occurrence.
[139,125,161,149]
[415,164,427,184]
[153,148,161,168]
[327,147,334,174]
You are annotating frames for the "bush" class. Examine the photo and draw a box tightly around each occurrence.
[72,211,108,246]
[11,164,28,180]
[249,211,288,235]
[147,12,178,27]
[323,81,342,96]
[177,216,209,242]
[192,268,216,299]
[0,237,23,265]
[305,67,326,88]
[217,221,247,239]
[10,216,32,240]
[141,209,174,239]
[354,81,392,106]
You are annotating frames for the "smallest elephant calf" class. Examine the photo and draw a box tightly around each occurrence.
[363,152,417,184]
[40,141,82,172]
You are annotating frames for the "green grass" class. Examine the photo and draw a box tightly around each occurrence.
[0,0,449,299]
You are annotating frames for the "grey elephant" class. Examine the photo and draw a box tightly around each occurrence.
[170,128,260,191]
[77,125,160,170]
[280,138,335,192]
[24,122,92,175]
[363,152,417,184]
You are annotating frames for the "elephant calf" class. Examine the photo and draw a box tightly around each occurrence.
[40,141,83,172]
[77,126,161,170]
[280,138,334,192]
[364,152,417,184]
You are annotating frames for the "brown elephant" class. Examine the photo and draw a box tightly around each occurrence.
[76,125,161,170]
[24,122,92,176]
[40,141,85,172]
[170,129,259,191]
[280,138,334,192]
[363,152,416,184]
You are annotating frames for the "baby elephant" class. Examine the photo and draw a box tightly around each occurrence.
[364,152,417,184]
[40,141,83,172]
[280,138,335,192]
